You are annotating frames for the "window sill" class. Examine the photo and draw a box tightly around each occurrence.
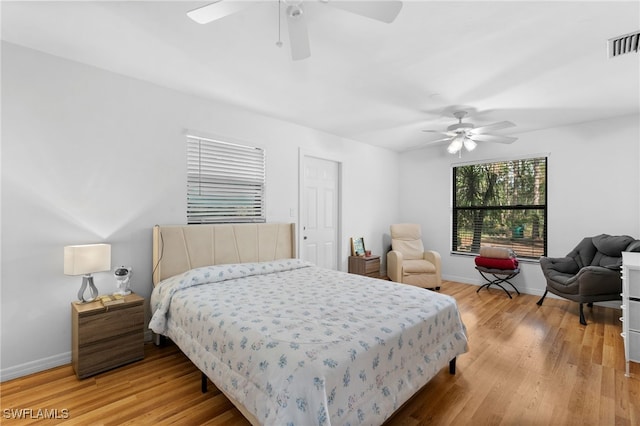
[450,251,541,264]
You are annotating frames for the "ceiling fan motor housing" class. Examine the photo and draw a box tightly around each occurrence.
[448,122,474,132]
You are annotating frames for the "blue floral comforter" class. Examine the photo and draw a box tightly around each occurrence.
[150,259,468,426]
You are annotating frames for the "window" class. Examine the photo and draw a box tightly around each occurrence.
[452,156,547,259]
[187,135,265,224]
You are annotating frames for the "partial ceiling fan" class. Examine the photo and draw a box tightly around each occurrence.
[187,0,403,60]
[422,111,518,155]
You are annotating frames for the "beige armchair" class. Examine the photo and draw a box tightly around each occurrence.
[387,223,442,290]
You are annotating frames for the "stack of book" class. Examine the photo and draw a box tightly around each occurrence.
[98,294,125,306]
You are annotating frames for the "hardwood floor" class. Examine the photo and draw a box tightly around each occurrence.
[1,281,638,425]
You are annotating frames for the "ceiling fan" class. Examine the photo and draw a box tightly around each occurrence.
[422,111,518,155]
[186,0,404,60]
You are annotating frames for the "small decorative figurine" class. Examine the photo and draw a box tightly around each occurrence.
[114,266,132,296]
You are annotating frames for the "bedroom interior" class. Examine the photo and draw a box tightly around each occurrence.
[1,0,639,424]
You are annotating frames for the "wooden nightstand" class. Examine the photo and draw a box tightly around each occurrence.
[71,293,144,379]
[349,255,381,278]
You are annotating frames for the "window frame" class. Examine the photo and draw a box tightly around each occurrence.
[186,134,266,224]
[451,155,548,260]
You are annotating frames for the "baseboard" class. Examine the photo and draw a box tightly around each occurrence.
[0,352,71,383]
[596,300,622,309]
[1,332,155,382]
[443,274,478,286]
[444,275,545,298]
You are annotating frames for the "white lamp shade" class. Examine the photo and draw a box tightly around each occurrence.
[64,244,111,276]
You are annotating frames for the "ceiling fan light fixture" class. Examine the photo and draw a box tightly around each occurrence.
[463,138,477,151]
[447,136,464,154]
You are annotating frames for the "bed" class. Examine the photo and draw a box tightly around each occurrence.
[149,223,468,425]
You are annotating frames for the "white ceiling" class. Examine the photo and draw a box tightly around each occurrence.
[2,1,639,152]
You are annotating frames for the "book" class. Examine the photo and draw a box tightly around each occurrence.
[98,294,125,307]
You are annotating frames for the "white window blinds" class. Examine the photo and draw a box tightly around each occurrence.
[452,156,547,259]
[187,135,265,224]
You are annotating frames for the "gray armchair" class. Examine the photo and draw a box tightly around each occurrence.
[537,234,640,325]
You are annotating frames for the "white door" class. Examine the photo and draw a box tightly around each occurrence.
[301,156,339,269]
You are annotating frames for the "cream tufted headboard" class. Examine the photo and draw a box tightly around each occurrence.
[152,223,297,285]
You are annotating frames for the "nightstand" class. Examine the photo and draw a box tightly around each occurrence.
[349,255,381,278]
[71,293,144,379]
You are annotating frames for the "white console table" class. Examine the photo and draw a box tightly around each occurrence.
[621,251,640,377]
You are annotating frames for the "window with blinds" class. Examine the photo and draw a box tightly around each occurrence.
[187,135,265,224]
[452,156,547,259]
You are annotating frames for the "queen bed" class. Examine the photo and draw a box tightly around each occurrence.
[149,223,468,425]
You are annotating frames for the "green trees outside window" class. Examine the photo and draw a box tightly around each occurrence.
[452,157,547,259]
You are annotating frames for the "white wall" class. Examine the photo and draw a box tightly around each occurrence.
[0,42,400,380]
[398,114,640,296]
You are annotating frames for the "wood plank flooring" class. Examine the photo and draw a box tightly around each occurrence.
[1,281,639,425]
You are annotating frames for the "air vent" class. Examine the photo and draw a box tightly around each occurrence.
[608,30,640,58]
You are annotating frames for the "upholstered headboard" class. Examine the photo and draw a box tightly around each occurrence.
[152,223,296,285]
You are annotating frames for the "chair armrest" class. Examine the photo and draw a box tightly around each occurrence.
[423,250,441,271]
[540,256,579,275]
[387,250,403,282]
[575,266,622,297]
[424,250,442,287]
[422,250,442,289]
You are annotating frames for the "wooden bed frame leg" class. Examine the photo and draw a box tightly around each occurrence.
[201,372,208,393]
[449,357,456,375]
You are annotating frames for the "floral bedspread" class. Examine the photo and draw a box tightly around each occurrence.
[150,259,468,426]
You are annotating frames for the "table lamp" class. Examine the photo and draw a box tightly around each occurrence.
[64,243,111,302]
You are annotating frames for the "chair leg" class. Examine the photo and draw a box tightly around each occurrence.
[579,303,587,325]
[536,289,589,325]
[536,290,548,306]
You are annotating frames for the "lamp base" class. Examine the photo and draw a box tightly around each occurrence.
[78,275,99,303]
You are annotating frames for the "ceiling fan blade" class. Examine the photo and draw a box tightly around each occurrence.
[468,134,518,144]
[470,121,516,134]
[422,130,457,137]
[326,1,403,23]
[423,136,454,145]
[187,1,251,24]
[287,5,311,60]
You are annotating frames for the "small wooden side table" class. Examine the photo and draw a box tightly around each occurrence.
[71,293,144,379]
[349,255,381,278]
